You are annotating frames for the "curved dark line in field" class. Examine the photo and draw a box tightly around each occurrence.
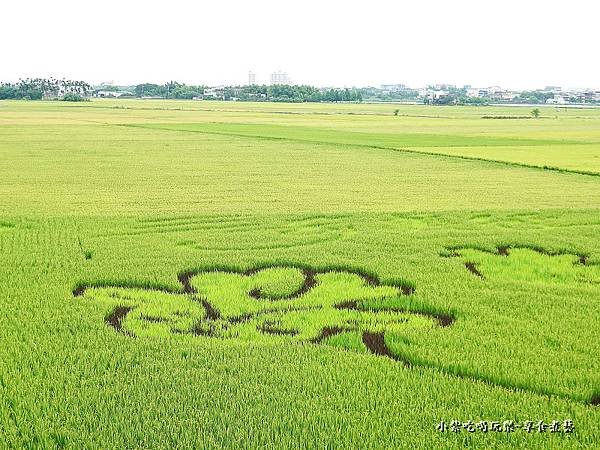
[201,299,221,320]
[325,327,599,407]
[228,305,323,325]
[510,245,584,259]
[191,322,229,338]
[258,321,299,336]
[105,306,133,334]
[524,247,592,266]
[447,245,592,270]
[389,347,600,407]
[310,326,352,343]
[122,123,600,178]
[248,268,317,300]
[497,246,510,256]
[178,272,195,294]
[310,325,599,407]
[177,264,415,299]
[138,315,170,324]
[334,300,454,327]
[299,269,319,294]
[464,262,484,279]
[361,332,409,366]
[439,250,460,258]
[72,285,86,297]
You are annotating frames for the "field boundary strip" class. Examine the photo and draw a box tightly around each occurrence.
[49,102,458,118]
[119,123,600,178]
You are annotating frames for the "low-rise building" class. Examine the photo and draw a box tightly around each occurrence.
[381,84,407,93]
[95,90,132,98]
[546,95,567,105]
[203,87,225,100]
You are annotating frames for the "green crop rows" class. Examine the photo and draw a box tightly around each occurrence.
[0,100,599,449]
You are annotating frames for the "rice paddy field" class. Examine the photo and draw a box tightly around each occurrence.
[1,99,599,449]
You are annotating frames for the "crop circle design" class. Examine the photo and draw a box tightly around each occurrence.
[74,265,453,361]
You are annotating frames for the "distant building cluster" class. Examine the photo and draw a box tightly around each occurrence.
[95,90,134,98]
[380,84,407,93]
[418,84,520,103]
[269,71,290,85]
[464,86,519,101]
[542,87,600,105]
[245,70,292,86]
[409,84,600,105]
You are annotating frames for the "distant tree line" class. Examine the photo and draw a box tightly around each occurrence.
[420,87,562,106]
[133,82,363,102]
[1,79,364,103]
[421,86,490,105]
[134,82,205,99]
[359,87,419,102]
[513,91,554,104]
[263,85,362,102]
[0,78,91,100]
[3,79,594,105]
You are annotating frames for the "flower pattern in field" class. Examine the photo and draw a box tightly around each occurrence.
[452,246,600,284]
[78,266,452,359]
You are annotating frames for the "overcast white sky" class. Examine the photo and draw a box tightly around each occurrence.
[1,0,599,89]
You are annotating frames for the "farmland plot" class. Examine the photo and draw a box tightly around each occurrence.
[0,100,599,449]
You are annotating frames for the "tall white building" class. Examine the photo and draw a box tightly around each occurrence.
[248,71,256,85]
[270,71,290,85]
